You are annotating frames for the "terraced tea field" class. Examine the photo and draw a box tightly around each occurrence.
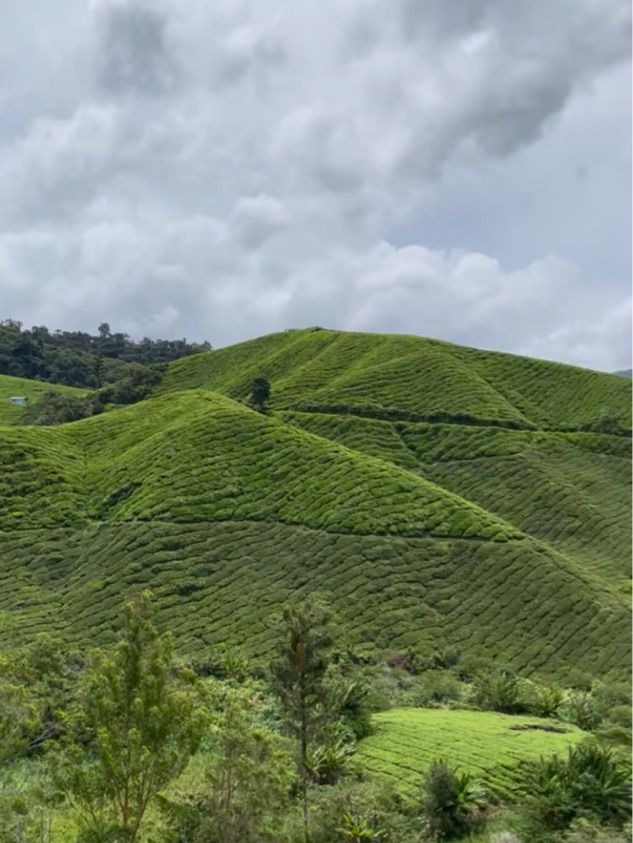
[357,708,583,798]
[0,329,630,677]
[0,374,85,425]
[159,328,631,431]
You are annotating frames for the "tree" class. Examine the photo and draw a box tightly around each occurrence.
[270,600,334,843]
[99,363,165,405]
[56,593,204,842]
[249,376,271,413]
[20,391,96,426]
[93,355,105,388]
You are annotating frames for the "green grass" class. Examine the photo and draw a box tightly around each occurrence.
[357,708,583,798]
[0,328,629,680]
[0,374,86,425]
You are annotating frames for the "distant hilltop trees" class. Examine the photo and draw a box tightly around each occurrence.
[0,319,211,389]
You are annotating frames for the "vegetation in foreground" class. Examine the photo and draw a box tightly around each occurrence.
[0,594,630,842]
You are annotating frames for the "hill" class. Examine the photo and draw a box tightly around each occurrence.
[0,328,630,679]
[158,328,631,431]
[0,374,86,425]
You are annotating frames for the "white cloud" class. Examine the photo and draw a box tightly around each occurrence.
[0,0,630,369]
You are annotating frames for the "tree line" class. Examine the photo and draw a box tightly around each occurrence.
[0,320,210,389]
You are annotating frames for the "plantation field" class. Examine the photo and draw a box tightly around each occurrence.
[357,708,583,798]
[159,328,632,431]
[0,374,86,425]
[281,412,632,586]
[0,328,630,677]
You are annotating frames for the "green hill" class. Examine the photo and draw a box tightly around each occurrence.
[158,328,632,431]
[0,374,86,425]
[0,328,630,679]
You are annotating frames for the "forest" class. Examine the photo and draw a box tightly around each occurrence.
[0,320,210,388]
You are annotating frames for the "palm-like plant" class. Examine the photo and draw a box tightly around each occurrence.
[519,744,632,838]
[422,759,486,839]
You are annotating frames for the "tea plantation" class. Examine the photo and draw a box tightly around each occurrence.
[0,328,630,679]
[0,374,85,425]
[357,708,584,798]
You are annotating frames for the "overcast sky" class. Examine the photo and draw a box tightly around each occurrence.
[0,0,630,369]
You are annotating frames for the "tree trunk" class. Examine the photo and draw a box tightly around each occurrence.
[300,677,309,843]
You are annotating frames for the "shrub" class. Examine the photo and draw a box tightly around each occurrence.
[307,739,355,785]
[421,759,486,840]
[518,744,632,840]
[559,691,603,731]
[521,681,564,718]
[411,670,463,707]
[306,781,422,843]
[472,667,524,714]
[386,651,413,672]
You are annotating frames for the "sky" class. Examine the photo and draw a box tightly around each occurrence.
[0,0,630,370]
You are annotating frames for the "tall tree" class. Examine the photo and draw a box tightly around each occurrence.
[57,593,204,842]
[270,599,334,843]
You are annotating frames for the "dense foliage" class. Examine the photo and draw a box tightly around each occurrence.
[0,596,630,842]
[0,319,210,388]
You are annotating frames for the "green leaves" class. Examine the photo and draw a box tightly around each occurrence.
[56,593,205,843]
[421,758,486,840]
[518,744,632,838]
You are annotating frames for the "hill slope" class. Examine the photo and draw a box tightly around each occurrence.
[0,329,630,679]
[358,709,583,798]
[159,328,632,431]
[0,374,86,425]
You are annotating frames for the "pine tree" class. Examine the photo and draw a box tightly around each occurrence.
[270,599,333,843]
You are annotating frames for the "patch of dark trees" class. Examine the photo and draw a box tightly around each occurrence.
[0,319,211,388]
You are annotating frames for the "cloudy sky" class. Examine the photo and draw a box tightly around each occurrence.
[0,0,630,369]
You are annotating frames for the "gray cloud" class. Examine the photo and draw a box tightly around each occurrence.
[0,0,630,370]
[93,0,178,96]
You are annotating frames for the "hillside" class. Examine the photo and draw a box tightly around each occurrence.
[358,709,583,798]
[0,374,86,425]
[0,328,630,679]
[158,328,632,431]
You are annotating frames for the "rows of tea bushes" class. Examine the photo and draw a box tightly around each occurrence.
[0,515,629,679]
[357,708,583,797]
[281,412,631,587]
[0,328,629,683]
[159,328,632,431]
